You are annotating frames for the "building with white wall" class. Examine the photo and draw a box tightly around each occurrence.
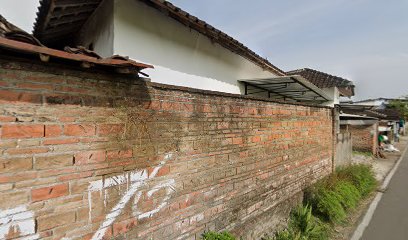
[33,0,332,104]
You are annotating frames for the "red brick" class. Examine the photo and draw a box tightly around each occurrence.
[37,211,75,231]
[1,125,44,139]
[58,171,93,181]
[17,82,54,90]
[55,85,89,94]
[143,101,161,110]
[156,165,170,177]
[181,103,194,112]
[24,74,64,84]
[0,157,32,173]
[0,115,16,122]
[43,138,80,145]
[107,149,133,160]
[64,124,95,136]
[0,172,37,184]
[74,150,106,165]
[113,218,138,236]
[98,124,124,136]
[0,90,42,103]
[59,116,76,122]
[35,155,74,170]
[6,147,49,155]
[45,125,62,137]
[31,183,69,202]
[232,137,243,145]
[252,136,261,143]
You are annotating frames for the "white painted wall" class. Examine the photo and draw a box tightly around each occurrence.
[111,0,278,94]
[322,87,339,107]
[77,0,114,58]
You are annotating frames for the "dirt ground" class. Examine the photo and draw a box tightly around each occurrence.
[331,136,408,240]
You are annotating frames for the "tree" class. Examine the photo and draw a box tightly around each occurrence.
[388,100,408,120]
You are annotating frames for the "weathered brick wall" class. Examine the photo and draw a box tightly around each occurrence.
[342,124,378,154]
[0,59,333,240]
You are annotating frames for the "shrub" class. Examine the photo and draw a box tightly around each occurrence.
[305,164,377,224]
[273,205,328,240]
[334,181,361,210]
[202,231,236,240]
[273,229,301,240]
[309,188,347,223]
[337,164,377,197]
[289,204,328,240]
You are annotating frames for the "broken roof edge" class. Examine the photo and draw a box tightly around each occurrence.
[0,37,153,75]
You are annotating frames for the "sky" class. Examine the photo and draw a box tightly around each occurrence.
[1,0,408,100]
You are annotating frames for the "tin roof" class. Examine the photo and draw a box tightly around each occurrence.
[287,68,355,97]
[239,75,332,104]
[33,0,285,76]
[1,15,152,75]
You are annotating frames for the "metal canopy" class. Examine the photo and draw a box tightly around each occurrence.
[239,75,332,103]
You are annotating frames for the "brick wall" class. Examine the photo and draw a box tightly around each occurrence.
[0,58,333,240]
[342,124,378,154]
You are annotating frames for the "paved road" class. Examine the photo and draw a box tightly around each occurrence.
[361,147,408,240]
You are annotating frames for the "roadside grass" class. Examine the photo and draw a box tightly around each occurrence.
[202,231,236,240]
[202,164,377,240]
[352,150,374,158]
[274,163,376,239]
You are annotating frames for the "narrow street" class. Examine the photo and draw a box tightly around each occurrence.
[361,145,408,240]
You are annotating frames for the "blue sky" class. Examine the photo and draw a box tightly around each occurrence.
[2,0,408,100]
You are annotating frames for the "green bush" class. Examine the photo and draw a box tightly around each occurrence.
[289,204,328,240]
[334,181,361,210]
[309,187,347,223]
[273,205,328,240]
[304,164,377,224]
[274,229,301,240]
[337,164,377,197]
[202,231,236,240]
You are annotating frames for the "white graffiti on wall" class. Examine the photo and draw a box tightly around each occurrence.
[88,153,176,240]
[0,205,39,240]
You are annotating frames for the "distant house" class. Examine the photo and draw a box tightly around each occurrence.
[339,114,379,155]
[33,0,331,105]
[287,68,355,107]
[340,103,403,143]
[352,98,408,109]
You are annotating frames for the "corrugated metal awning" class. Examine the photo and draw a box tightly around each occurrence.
[239,75,332,103]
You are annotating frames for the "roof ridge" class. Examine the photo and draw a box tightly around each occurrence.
[287,67,353,85]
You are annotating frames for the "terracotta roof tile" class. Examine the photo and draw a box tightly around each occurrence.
[1,15,153,75]
[287,68,355,97]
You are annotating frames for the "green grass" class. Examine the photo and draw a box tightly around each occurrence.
[273,164,377,239]
[203,164,377,240]
[304,164,376,224]
[336,164,377,197]
[352,151,373,157]
[202,231,236,240]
